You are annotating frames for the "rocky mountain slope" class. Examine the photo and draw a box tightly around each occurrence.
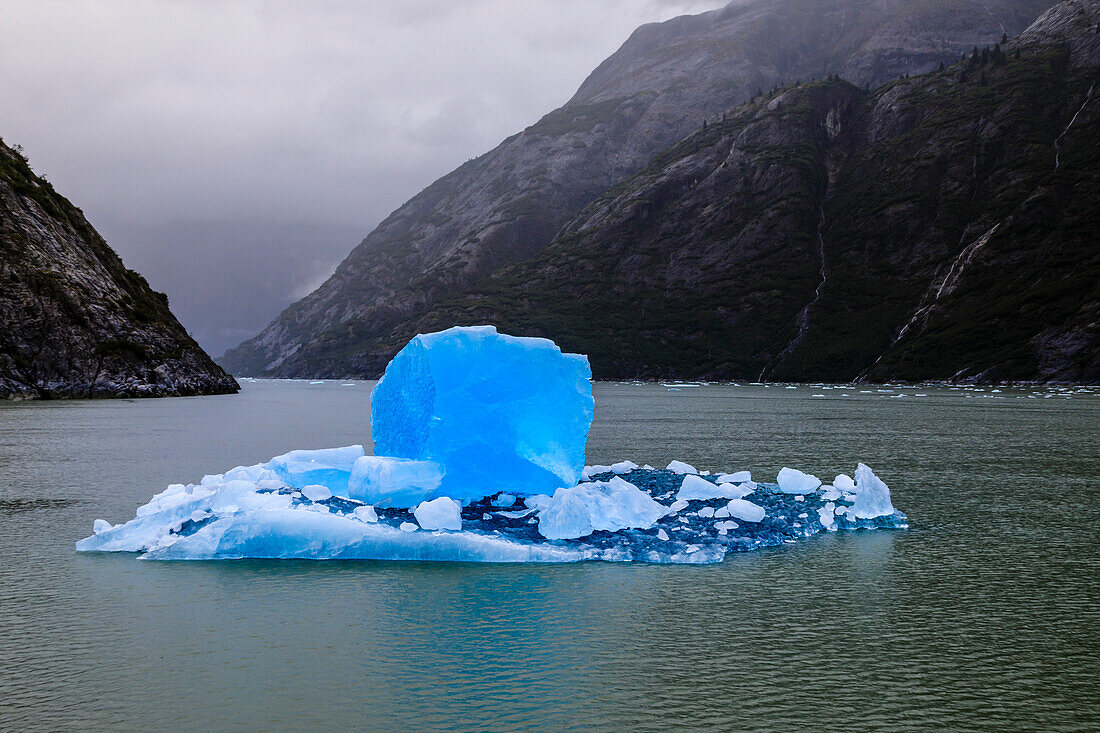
[221,0,1053,378]
[0,141,239,398]
[403,0,1100,383]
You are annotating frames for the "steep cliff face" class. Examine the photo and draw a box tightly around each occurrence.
[221,0,1052,378]
[0,142,239,399]
[400,0,1100,383]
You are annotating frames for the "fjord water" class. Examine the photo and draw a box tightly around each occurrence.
[1,382,1097,731]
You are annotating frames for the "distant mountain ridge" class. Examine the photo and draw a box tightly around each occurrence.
[221,0,1055,379]
[0,141,239,399]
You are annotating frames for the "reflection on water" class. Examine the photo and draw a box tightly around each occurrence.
[0,381,1097,730]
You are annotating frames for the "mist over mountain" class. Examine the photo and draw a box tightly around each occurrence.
[99,219,367,356]
[221,0,1060,381]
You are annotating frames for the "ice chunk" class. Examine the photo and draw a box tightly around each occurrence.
[581,465,613,480]
[371,326,594,502]
[92,519,112,535]
[669,499,690,513]
[414,497,462,531]
[492,493,517,508]
[353,505,378,523]
[666,460,698,475]
[399,522,418,533]
[497,508,537,519]
[698,507,715,518]
[611,460,639,474]
[717,471,751,484]
[524,494,552,512]
[268,445,365,495]
[676,474,753,502]
[715,520,740,532]
[346,456,444,508]
[537,477,668,540]
[656,529,670,541]
[833,473,856,492]
[724,499,765,523]
[777,467,821,494]
[851,464,895,519]
[301,485,332,502]
[817,503,837,530]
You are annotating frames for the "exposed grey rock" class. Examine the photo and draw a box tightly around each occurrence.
[0,141,239,399]
[221,0,1053,378]
[400,0,1100,384]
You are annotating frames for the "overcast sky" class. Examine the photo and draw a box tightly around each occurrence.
[1,0,725,353]
[2,0,725,227]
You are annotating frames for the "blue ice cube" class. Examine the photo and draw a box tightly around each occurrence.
[371,326,594,502]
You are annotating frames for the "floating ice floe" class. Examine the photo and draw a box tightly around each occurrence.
[78,326,908,564]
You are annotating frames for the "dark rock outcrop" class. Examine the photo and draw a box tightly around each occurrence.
[0,141,239,399]
[221,0,1053,379]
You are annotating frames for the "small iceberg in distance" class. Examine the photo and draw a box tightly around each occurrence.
[77,326,907,564]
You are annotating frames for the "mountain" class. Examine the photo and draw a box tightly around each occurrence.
[0,141,239,399]
[404,0,1100,383]
[221,0,1054,378]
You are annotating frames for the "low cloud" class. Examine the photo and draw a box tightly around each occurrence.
[2,0,725,228]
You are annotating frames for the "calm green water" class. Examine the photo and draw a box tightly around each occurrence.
[0,381,1097,731]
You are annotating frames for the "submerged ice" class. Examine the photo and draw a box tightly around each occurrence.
[77,325,907,564]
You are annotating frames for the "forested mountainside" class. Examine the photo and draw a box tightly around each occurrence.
[221,0,1055,379]
[0,141,239,398]
[404,0,1100,383]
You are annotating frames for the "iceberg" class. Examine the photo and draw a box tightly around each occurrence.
[371,326,594,501]
[77,462,906,563]
[77,326,907,564]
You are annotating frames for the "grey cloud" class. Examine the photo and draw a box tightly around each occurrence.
[0,0,726,352]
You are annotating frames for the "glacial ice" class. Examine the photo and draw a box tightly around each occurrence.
[76,326,907,564]
[666,460,698,475]
[77,461,905,563]
[370,326,594,502]
[723,498,766,523]
[347,455,443,508]
[777,467,822,494]
[269,445,365,496]
[537,477,668,540]
[851,463,896,519]
[677,474,754,502]
[413,497,462,531]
